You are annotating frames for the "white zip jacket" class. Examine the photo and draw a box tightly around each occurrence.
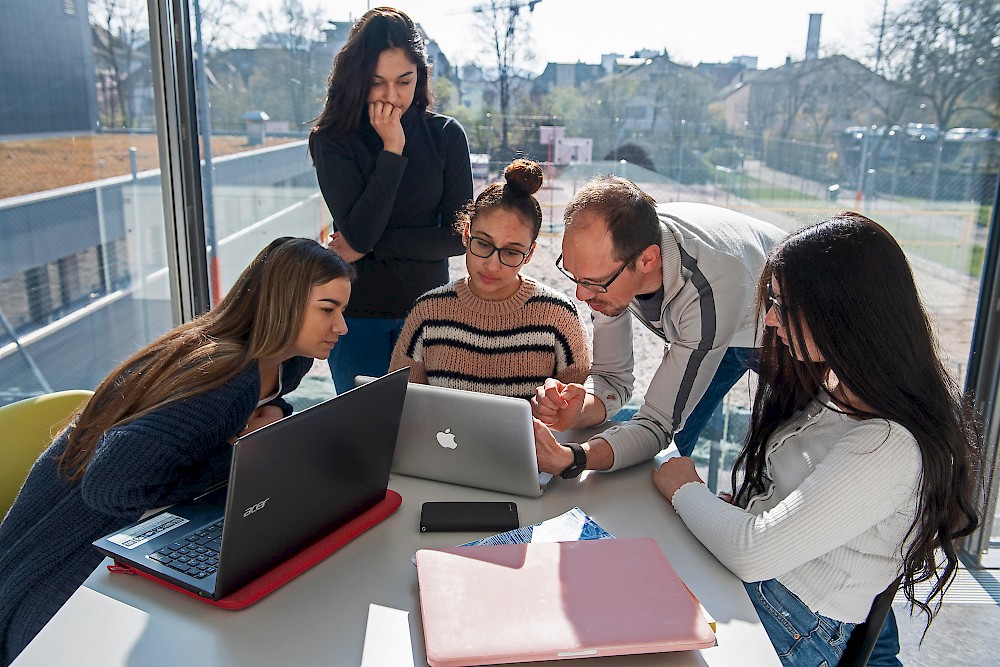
[587,202,786,470]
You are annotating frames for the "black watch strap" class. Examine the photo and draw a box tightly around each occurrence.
[559,442,588,479]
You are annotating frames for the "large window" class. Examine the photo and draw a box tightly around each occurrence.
[0,0,173,402]
[2,0,998,579]
[176,0,1000,564]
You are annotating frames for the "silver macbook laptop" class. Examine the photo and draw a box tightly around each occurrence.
[356,377,601,497]
[93,368,409,600]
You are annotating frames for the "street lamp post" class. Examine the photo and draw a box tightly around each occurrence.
[676,119,686,199]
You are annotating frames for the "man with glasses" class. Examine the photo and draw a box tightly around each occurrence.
[532,176,786,477]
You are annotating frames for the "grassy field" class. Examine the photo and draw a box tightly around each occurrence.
[0,133,300,200]
[729,173,823,202]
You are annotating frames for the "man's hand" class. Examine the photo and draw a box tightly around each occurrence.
[328,232,365,263]
[368,101,405,154]
[531,378,587,431]
[651,456,704,502]
[532,418,574,476]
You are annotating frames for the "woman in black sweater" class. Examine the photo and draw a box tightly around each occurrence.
[309,7,473,393]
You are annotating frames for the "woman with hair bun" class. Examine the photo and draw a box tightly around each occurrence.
[390,159,591,400]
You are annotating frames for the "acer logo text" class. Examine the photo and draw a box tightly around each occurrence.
[243,498,270,517]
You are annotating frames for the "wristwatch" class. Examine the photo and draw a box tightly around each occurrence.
[559,442,588,479]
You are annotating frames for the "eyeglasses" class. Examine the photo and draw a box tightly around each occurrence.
[555,252,637,294]
[467,235,531,267]
[766,283,784,325]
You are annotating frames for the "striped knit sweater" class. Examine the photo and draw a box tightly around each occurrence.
[389,275,591,400]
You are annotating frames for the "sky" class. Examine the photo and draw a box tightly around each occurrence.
[241,0,908,74]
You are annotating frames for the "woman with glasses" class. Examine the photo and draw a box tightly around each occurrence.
[652,213,981,667]
[389,159,590,400]
[308,7,473,394]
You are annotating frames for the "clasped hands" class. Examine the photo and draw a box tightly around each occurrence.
[530,378,711,500]
[530,378,586,475]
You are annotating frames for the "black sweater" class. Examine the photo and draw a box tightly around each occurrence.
[312,107,473,319]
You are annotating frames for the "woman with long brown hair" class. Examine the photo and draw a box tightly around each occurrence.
[309,6,473,394]
[652,213,980,666]
[0,237,354,665]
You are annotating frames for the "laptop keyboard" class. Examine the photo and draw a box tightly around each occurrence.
[146,519,223,579]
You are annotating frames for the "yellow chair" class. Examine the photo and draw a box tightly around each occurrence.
[0,390,93,517]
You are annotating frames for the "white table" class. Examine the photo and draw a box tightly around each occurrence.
[15,450,780,667]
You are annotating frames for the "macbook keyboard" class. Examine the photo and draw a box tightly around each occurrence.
[147,519,223,579]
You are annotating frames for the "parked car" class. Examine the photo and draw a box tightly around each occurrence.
[906,123,939,141]
[944,127,979,141]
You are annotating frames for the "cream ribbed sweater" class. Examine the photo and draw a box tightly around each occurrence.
[389,275,591,400]
[670,400,922,622]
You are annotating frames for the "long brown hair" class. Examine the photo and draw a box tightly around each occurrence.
[56,238,355,480]
[308,6,431,158]
[731,212,981,632]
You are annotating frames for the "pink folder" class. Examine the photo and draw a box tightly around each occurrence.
[415,537,717,666]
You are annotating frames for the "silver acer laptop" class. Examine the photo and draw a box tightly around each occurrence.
[93,368,409,600]
[356,377,587,497]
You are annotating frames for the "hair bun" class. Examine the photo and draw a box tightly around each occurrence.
[504,159,543,196]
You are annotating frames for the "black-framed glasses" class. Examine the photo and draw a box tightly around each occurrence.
[467,235,531,267]
[555,252,636,294]
[767,283,784,325]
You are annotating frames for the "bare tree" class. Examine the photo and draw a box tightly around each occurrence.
[473,0,540,153]
[256,0,324,130]
[882,0,1000,196]
[196,0,245,56]
[90,0,148,128]
[884,0,1000,131]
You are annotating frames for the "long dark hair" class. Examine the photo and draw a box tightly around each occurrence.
[56,238,354,481]
[731,212,981,630]
[308,6,431,158]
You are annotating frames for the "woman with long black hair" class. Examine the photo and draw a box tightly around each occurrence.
[652,212,981,666]
[309,7,473,393]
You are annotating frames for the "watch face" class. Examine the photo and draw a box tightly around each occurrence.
[560,443,587,479]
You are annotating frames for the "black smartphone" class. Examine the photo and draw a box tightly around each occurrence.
[419,501,519,532]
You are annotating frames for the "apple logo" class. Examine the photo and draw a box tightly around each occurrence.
[436,428,458,449]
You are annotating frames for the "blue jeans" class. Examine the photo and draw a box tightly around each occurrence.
[744,579,854,667]
[867,608,902,667]
[327,316,406,394]
[672,347,757,456]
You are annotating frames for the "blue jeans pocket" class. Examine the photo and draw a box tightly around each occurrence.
[746,580,854,667]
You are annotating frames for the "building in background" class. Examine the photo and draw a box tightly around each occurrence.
[0,0,98,136]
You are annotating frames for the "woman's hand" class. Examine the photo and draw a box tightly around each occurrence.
[243,405,285,435]
[651,456,704,502]
[328,232,365,263]
[368,101,405,154]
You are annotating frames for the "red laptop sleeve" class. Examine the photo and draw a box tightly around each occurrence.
[108,489,402,610]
